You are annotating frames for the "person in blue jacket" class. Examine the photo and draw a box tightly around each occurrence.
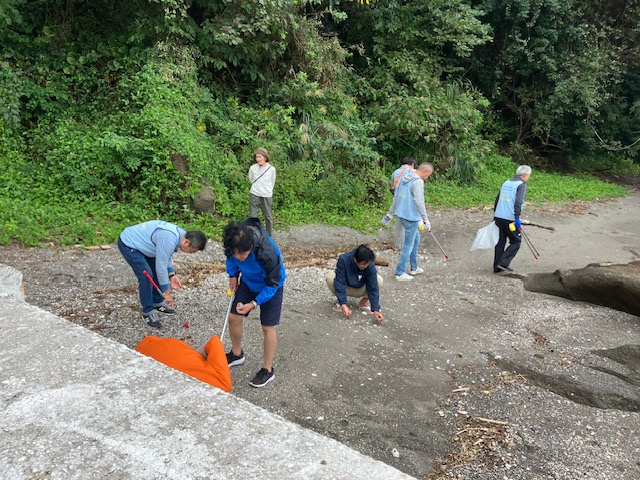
[223,218,286,388]
[493,165,532,273]
[326,245,384,323]
[118,221,207,328]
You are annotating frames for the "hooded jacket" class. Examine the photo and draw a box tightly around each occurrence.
[225,218,286,305]
[390,171,430,227]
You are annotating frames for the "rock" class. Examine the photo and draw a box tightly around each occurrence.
[193,183,216,214]
[523,260,640,317]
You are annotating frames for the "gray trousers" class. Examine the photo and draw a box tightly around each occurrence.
[249,194,273,237]
[394,218,405,248]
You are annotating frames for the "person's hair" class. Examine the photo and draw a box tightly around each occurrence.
[354,244,375,263]
[223,222,255,256]
[185,231,207,250]
[516,165,532,176]
[417,162,433,173]
[402,156,416,166]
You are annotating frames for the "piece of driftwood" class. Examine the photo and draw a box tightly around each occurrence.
[474,417,508,426]
[521,220,555,231]
[175,256,391,269]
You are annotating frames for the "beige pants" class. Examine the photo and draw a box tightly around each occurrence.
[325,271,383,300]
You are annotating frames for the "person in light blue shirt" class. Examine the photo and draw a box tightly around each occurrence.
[223,218,286,388]
[493,165,531,273]
[118,220,207,328]
[387,162,433,281]
[389,157,416,248]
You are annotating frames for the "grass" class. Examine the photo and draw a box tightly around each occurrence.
[0,153,631,246]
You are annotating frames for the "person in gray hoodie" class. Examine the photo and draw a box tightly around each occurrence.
[385,162,433,281]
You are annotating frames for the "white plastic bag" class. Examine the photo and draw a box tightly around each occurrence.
[470,222,499,251]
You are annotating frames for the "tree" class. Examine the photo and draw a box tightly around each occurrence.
[468,0,640,161]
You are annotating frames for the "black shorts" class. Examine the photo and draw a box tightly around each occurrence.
[231,281,283,327]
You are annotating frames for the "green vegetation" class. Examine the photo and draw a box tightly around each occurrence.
[0,1,637,247]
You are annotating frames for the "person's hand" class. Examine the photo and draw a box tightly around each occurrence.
[229,276,238,293]
[373,310,384,323]
[164,290,174,308]
[341,304,352,317]
[381,214,393,225]
[170,275,182,290]
[514,218,522,231]
[236,301,256,315]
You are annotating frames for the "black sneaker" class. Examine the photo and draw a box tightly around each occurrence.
[154,302,176,315]
[249,368,275,388]
[497,264,513,272]
[226,350,245,367]
[143,311,162,328]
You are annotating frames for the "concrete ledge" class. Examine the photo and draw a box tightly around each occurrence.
[0,264,24,301]
[0,264,412,480]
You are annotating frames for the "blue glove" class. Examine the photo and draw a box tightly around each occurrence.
[514,218,521,230]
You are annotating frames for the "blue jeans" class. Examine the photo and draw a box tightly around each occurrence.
[395,218,420,276]
[118,238,164,314]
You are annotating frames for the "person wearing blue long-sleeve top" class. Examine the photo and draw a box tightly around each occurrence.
[326,245,384,323]
[118,220,207,328]
[223,218,286,388]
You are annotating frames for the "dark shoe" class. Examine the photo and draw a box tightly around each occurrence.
[226,350,245,367]
[143,311,162,328]
[249,368,275,388]
[497,265,513,272]
[154,302,176,315]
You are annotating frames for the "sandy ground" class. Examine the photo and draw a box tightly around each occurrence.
[1,193,639,479]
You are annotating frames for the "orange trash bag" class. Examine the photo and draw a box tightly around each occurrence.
[135,335,232,393]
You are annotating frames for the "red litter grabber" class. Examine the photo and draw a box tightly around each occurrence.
[142,270,189,328]
[430,231,449,260]
[521,228,540,260]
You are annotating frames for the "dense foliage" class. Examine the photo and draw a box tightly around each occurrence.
[0,0,637,246]
[467,0,640,158]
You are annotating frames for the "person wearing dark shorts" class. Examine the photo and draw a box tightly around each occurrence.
[223,218,286,388]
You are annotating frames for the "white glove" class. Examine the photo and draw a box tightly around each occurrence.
[381,214,393,225]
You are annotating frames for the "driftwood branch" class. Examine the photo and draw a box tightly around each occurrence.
[474,417,508,426]
[522,221,554,231]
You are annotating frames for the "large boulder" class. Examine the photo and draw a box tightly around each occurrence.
[192,182,216,214]
[524,260,640,317]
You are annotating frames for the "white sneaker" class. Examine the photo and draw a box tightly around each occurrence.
[409,267,424,275]
[395,272,414,281]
